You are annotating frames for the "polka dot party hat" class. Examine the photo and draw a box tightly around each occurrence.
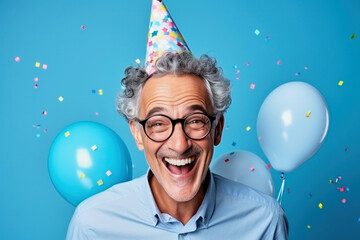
[145,0,191,74]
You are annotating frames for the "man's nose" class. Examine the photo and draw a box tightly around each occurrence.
[167,122,192,154]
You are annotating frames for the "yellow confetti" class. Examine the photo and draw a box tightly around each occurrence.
[35,62,40,67]
[318,203,323,209]
[97,179,103,186]
[307,225,311,229]
[98,89,103,95]
[80,173,85,179]
[91,145,98,151]
[58,96,64,102]
[329,179,333,184]
[306,111,311,118]
[64,131,70,137]
[246,126,251,131]
[338,80,344,86]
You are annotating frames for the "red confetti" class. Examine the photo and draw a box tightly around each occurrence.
[341,198,347,204]
[81,25,86,30]
[224,158,230,163]
[267,164,271,169]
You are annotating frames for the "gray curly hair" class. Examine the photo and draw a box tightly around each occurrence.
[116,52,231,121]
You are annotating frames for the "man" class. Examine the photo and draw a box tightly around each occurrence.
[66,52,288,239]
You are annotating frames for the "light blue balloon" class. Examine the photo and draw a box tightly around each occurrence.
[212,150,275,197]
[257,82,329,173]
[48,121,132,206]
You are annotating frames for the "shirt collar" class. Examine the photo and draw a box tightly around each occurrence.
[143,169,216,228]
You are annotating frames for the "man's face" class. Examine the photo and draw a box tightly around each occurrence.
[130,74,224,202]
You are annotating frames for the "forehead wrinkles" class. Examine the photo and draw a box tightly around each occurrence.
[140,75,212,117]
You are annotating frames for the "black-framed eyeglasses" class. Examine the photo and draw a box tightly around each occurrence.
[136,112,216,142]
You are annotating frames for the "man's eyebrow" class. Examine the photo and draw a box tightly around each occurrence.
[187,105,208,114]
[145,107,166,119]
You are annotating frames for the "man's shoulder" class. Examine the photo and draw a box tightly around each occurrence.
[212,173,279,208]
[75,174,147,215]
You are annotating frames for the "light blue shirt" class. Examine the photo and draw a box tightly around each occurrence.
[66,171,288,240]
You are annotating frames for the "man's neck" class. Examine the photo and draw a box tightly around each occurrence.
[149,172,210,225]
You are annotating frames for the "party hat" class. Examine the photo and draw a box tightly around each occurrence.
[145,0,191,74]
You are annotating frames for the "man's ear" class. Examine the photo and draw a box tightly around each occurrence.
[129,120,144,151]
[214,114,225,146]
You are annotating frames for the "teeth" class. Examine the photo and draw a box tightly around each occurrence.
[164,157,195,166]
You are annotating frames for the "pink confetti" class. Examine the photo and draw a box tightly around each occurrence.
[42,111,47,116]
[235,69,240,74]
[338,186,346,192]
[42,64,47,70]
[244,62,250,66]
[81,25,86,30]
[338,176,342,180]
[249,166,255,171]
[106,170,112,176]
[34,77,39,82]
[14,56,20,62]
[345,147,348,152]
[276,60,282,65]
[341,198,347,204]
[34,84,38,89]
[250,83,255,89]
[267,164,271,169]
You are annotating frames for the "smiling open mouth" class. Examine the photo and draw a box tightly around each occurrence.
[163,157,196,175]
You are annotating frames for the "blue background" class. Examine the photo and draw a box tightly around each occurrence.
[1,0,359,239]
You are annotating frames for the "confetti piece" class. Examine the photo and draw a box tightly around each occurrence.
[258,136,262,141]
[135,59,141,64]
[235,76,240,80]
[249,166,255,171]
[34,77,39,82]
[91,89,96,94]
[338,80,344,86]
[106,170,112,176]
[91,145,98,151]
[98,89,103,95]
[246,126,251,131]
[254,29,260,35]
[341,198,347,204]
[80,173,85,179]
[34,84,38,89]
[345,147,348,152]
[97,179,103,186]
[350,33,355,39]
[95,112,99,116]
[306,111,311,118]
[42,64,48,70]
[230,152,235,155]
[338,186,346,192]
[307,225,311,229]
[250,83,255,89]
[14,56,20,62]
[304,66,308,70]
[42,111,47,115]
[35,62,40,68]
[276,60,282,65]
[64,131,70,137]
[287,188,291,193]
[224,158,230,163]
[295,72,301,76]
[58,96,64,102]
[264,35,270,43]
[235,69,240,74]
[233,65,238,69]
[338,176,342,180]
[43,129,48,133]
[244,62,250,66]
[36,133,41,138]
[318,203,323,209]
[267,164,271,169]
[81,25,86,30]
